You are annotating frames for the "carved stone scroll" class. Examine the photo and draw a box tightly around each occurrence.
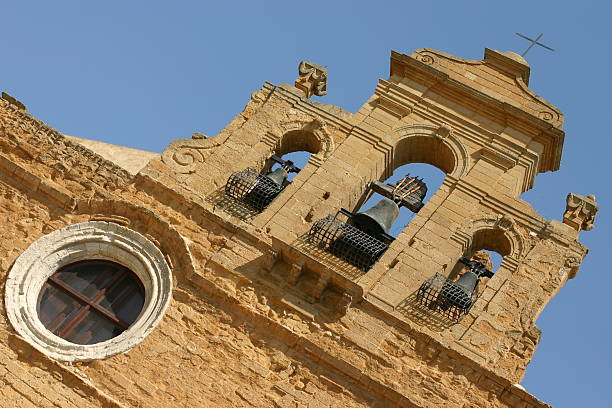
[295,61,328,98]
[563,193,598,231]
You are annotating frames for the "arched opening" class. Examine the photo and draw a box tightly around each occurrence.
[306,127,463,272]
[265,129,319,181]
[350,133,456,238]
[468,227,511,270]
[277,129,322,157]
[394,135,456,175]
[269,151,311,182]
[225,129,321,213]
[416,228,510,323]
[448,228,512,291]
[355,163,446,237]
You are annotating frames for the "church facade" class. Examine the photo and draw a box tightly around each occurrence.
[0,48,597,407]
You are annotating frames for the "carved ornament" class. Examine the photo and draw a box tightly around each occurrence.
[563,193,598,231]
[563,253,583,279]
[434,124,453,139]
[294,61,328,98]
[495,214,516,232]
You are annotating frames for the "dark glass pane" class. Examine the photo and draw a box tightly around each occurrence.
[97,276,145,325]
[37,260,145,345]
[61,309,124,345]
[55,261,122,299]
[37,283,85,333]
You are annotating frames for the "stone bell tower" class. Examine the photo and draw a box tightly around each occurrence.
[152,49,597,406]
[0,48,597,407]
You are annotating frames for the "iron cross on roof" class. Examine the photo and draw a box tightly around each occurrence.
[515,33,555,57]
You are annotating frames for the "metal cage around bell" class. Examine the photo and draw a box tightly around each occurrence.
[308,212,390,271]
[225,167,285,212]
[416,273,481,322]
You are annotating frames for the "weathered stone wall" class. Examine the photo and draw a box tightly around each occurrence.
[0,48,593,408]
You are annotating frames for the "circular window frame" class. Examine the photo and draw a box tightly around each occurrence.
[5,221,173,361]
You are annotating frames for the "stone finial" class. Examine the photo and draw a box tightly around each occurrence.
[563,193,598,231]
[294,61,327,98]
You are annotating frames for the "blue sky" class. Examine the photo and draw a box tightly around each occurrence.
[2,2,611,406]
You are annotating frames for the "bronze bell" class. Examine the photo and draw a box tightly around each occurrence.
[241,167,288,211]
[440,270,479,310]
[264,167,289,187]
[352,198,399,238]
[440,258,494,310]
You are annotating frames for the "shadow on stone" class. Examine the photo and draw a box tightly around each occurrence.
[206,187,260,221]
[395,292,456,332]
[292,234,367,281]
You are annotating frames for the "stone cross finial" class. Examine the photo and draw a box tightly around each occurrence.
[294,61,327,98]
[563,193,598,231]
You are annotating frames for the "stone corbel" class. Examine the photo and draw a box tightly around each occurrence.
[564,254,582,279]
[310,274,330,301]
[374,95,413,119]
[479,145,519,171]
[286,262,305,285]
[260,249,281,274]
[338,292,353,315]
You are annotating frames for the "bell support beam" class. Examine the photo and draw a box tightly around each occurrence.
[369,181,425,212]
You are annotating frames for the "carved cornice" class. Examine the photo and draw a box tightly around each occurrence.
[406,48,562,128]
[372,80,419,119]
[390,49,565,173]
[0,98,132,191]
[0,152,76,210]
[1,92,27,112]
[447,177,548,234]
[374,77,540,193]
[372,95,412,119]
